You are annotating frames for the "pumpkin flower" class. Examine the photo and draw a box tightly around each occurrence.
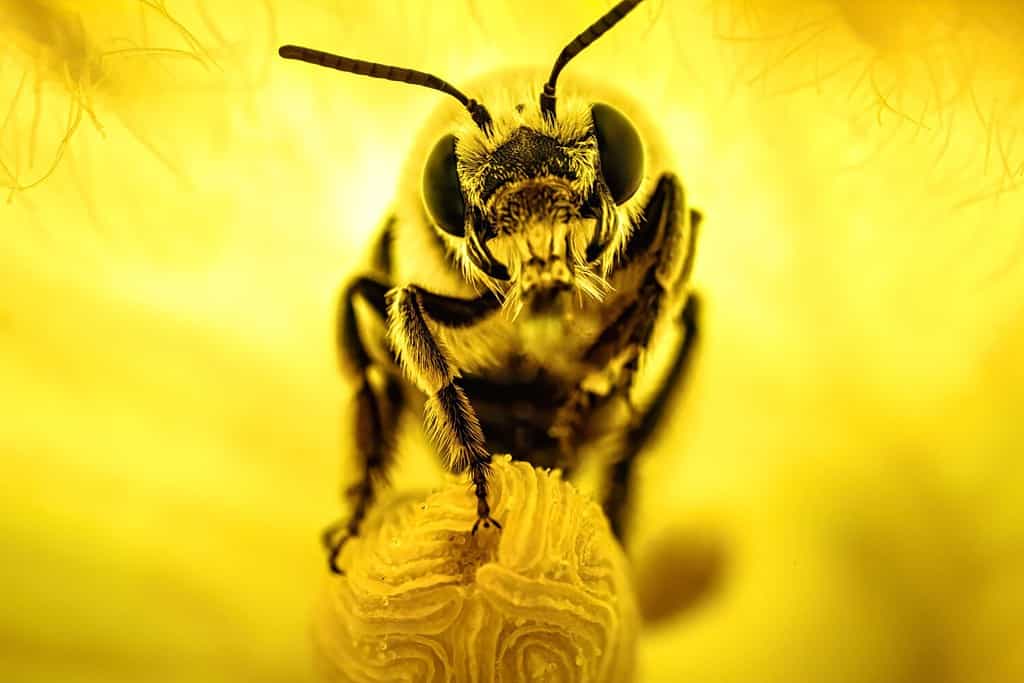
[3,2,1024,683]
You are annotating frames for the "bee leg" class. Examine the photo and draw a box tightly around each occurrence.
[324,274,404,574]
[616,173,701,284]
[387,285,503,533]
[604,294,700,539]
[591,173,704,538]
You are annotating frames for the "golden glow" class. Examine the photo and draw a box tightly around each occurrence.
[2,1,1023,682]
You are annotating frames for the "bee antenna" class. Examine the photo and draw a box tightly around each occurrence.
[278,44,493,134]
[539,0,644,121]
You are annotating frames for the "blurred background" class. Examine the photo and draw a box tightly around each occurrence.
[2,1,1022,681]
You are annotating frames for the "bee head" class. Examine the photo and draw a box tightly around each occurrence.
[278,0,647,314]
[422,102,644,314]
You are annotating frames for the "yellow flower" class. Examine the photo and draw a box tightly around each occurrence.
[2,2,1023,683]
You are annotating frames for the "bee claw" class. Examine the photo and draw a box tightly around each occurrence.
[322,520,358,575]
[472,515,503,535]
[323,532,353,575]
[327,542,348,575]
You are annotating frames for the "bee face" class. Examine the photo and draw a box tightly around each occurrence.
[421,99,647,314]
[278,0,655,316]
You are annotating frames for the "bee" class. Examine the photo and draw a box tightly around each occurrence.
[279,0,703,573]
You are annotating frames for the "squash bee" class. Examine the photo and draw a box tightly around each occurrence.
[279,0,703,573]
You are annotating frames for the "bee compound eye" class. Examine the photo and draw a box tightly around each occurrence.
[591,103,644,205]
[422,134,467,237]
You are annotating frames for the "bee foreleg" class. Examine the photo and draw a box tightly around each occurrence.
[324,274,404,574]
[387,285,503,533]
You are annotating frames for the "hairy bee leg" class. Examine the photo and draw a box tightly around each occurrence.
[578,173,702,537]
[604,294,701,539]
[387,285,503,532]
[554,172,699,438]
[573,172,699,382]
[325,274,404,574]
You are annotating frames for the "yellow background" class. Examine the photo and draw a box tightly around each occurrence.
[2,1,1022,681]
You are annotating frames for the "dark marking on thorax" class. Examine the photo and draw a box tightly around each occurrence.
[476,127,578,203]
